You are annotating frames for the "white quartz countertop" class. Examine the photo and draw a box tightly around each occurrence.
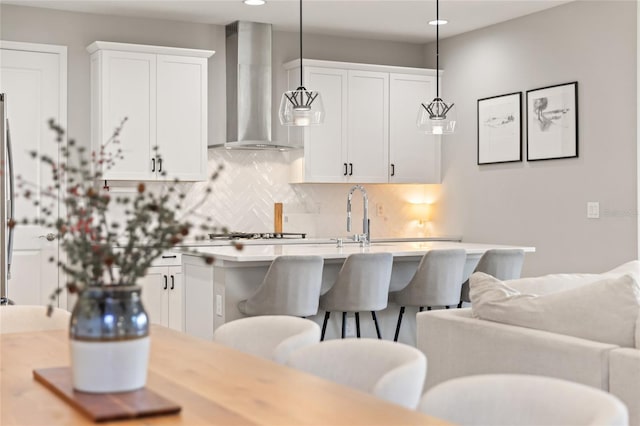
[180,241,535,262]
[171,235,462,247]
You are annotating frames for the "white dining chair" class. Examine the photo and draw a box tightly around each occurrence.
[459,248,525,306]
[418,374,629,426]
[287,338,427,409]
[238,255,324,317]
[0,305,70,334]
[319,253,393,340]
[213,316,320,364]
[390,249,466,341]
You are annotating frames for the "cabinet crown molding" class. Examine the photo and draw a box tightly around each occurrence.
[87,41,215,58]
[283,59,437,77]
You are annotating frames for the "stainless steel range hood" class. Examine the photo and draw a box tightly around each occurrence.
[217,21,291,150]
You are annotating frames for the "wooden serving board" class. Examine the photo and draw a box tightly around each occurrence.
[33,367,181,422]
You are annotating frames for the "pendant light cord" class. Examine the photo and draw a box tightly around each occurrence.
[299,0,303,88]
[436,0,439,99]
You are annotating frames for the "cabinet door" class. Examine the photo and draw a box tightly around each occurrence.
[139,266,168,327]
[389,73,441,183]
[100,50,156,180]
[167,266,184,332]
[184,259,214,340]
[347,70,389,183]
[156,55,207,181]
[302,67,348,182]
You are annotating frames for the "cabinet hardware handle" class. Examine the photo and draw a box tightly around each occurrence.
[343,163,348,176]
[152,158,156,172]
[163,275,168,290]
[158,158,162,173]
[391,163,395,176]
[170,275,175,290]
[349,163,353,176]
[161,255,177,259]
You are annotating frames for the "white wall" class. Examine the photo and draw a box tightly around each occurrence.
[0,4,438,240]
[425,0,637,275]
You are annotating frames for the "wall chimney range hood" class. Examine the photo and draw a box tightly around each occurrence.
[216,21,294,150]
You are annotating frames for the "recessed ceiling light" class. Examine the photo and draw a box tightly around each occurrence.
[429,19,448,25]
[244,0,265,5]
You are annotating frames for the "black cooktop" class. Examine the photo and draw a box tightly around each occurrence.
[209,232,307,240]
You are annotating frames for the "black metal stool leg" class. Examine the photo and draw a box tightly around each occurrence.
[419,306,424,312]
[341,312,347,339]
[427,306,432,311]
[394,306,405,342]
[457,301,463,308]
[355,312,361,338]
[321,312,330,341]
[371,311,382,339]
[445,305,450,309]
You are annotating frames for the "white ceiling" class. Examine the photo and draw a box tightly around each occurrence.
[3,0,575,43]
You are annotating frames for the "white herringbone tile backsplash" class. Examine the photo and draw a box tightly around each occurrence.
[182,150,442,238]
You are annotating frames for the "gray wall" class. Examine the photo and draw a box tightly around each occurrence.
[425,0,637,275]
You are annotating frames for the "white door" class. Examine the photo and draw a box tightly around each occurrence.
[0,42,66,307]
[303,67,349,183]
[156,55,207,182]
[99,50,156,181]
[389,73,441,183]
[139,266,167,327]
[347,70,389,183]
[167,266,183,331]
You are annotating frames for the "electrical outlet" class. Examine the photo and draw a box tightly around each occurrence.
[376,203,384,217]
[344,316,356,337]
[587,201,600,219]
[215,295,223,316]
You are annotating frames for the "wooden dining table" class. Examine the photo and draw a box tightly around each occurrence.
[1,325,450,425]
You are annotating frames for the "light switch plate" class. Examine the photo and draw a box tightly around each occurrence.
[587,202,600,219]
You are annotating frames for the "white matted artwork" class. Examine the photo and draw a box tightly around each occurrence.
[477,92,522,165]
[526,82,578,161]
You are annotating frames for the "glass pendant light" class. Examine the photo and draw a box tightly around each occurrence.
[279,0,324,126]
[417,0,456,135]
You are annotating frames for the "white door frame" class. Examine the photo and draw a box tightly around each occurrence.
[0,40,68,308]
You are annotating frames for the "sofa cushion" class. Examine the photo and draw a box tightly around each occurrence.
[470,272,640,348]
[505,260,640,296]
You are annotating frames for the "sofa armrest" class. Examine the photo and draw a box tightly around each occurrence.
[610,348,640,426]
[417,309,618,391]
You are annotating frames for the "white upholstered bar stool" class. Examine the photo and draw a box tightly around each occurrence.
[459,248,525,307]
[418,374,629,426]
[287,338,426,409]
[0,305,70,334]
[319,252,393,340]
[390,249,466,342]
[213,316,320,364]
[238,255,324,317]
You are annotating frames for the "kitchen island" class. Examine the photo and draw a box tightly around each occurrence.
[179,241,535,344]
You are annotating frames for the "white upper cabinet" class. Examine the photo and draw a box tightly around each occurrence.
[389,73,441,183]
[88,42,214,182]
[287,60,440,184]
[347,70,389,183]
[295,67,348,183]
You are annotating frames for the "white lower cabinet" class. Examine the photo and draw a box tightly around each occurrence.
[139,265,183,332]
[183,255,215,340]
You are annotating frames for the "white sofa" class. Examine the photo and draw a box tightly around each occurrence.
[416,264,640,426]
